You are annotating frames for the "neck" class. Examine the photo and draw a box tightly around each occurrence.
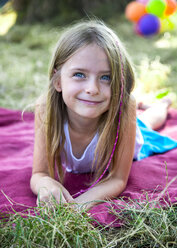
[68,117,99,136]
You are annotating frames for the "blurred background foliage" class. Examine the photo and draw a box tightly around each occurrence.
[0,0,177,110]
[12,0,132,24]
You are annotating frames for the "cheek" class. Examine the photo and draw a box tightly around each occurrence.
[103,85,111,101]
[65,85,80,97]
[61,84,79,102]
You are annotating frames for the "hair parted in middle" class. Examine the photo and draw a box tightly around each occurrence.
[45,20,135,183]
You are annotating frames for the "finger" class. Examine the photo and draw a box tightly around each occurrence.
[37,196,48,207]
[37,187,55,206]
[37,194,51,206]
[50,190,67,204]
[62,189,75,203]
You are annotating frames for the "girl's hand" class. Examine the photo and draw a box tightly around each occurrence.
[31,104,75,207]
[35,176,75,206]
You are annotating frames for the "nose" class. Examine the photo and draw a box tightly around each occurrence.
[85,78,99,95]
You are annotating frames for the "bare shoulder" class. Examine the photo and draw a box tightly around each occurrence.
[129,94,136,109]
[126,94,136,123]
[34,95,47,127]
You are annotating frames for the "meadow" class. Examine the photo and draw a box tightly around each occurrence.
[0,9,177,248]
[0,13,177,110]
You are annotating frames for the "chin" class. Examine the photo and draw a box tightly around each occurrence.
[78,111,105,120]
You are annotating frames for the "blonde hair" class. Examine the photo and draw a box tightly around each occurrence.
[45,20,135,183]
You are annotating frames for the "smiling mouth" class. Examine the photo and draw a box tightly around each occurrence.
[78,99,102,105]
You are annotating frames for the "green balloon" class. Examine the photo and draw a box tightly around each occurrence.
[146,0,166,17]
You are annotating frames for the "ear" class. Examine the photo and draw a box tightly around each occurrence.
[53,79,62,92]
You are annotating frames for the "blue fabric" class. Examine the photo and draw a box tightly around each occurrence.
[137,118,177,160]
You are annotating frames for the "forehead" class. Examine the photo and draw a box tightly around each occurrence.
[62,43,110,72]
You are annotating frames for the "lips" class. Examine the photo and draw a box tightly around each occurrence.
[77,98,102,105]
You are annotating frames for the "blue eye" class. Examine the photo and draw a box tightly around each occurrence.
[101,75,111,82]
[73,72,85,78]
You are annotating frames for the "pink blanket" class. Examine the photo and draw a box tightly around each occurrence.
[0,107,177,226]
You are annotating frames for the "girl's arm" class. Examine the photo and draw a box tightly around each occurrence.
[74,96,137,209]
[30,103,74,205]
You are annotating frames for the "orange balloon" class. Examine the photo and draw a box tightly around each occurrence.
[125,1,147,22]
[165,0,177,16]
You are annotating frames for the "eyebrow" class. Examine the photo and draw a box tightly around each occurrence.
[70,67,111,73]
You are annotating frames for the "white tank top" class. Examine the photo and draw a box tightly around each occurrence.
[60,121,144,173]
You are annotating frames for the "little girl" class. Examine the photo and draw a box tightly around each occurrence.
[30,20,177,208]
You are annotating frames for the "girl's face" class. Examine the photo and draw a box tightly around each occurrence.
[55,43,111,123]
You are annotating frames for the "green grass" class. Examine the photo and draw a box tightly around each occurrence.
[0,23,56,110]
[0,198,177,247]
[0,202,107,247]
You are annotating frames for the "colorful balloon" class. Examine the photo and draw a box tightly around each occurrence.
[137,14,161,35]
[125,1,147,22]
[165,0,177,16]
[146,0,166,17]
[160,16,175,31]
[126,0,176,37]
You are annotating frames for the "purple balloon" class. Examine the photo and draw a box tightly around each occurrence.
[137,14,160,36]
